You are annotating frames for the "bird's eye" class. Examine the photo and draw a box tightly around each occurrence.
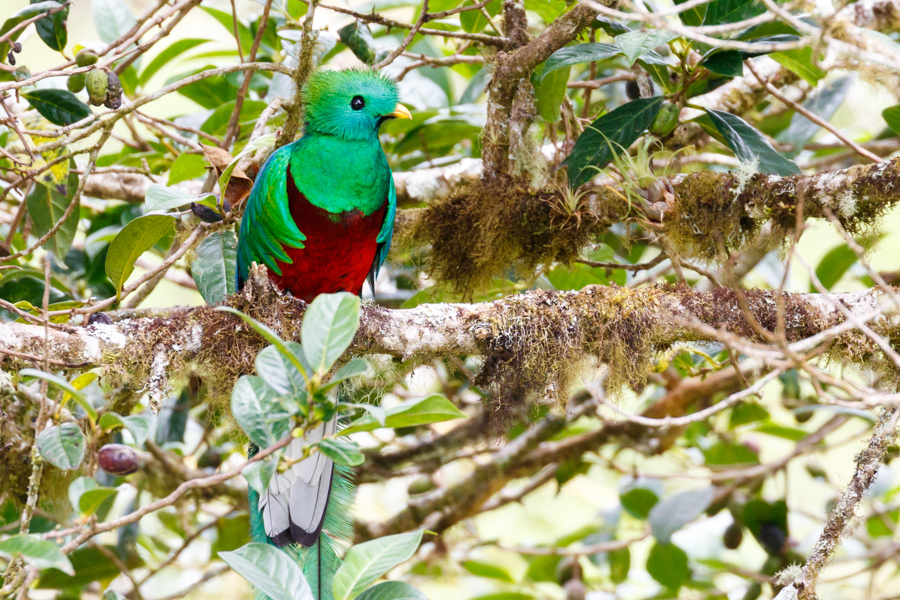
[350,96,365,110]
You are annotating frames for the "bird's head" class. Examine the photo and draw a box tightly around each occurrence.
[302,68,411,141]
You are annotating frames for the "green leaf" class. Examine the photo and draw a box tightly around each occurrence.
[192,230,237,305]
[32,0,68,52]
[168,153,208,185]
[567,96,665,188]
[0,2,63,61]
[608,546,630,583]
[219,543,314,600]
[98,412,151,446]
[463,560,515,582]
[813,243,857,291]
[105,214,176,296]
[355,581,427,600]
[202,7,254,53]
[535,65,570,122]
[541,43,622,81]
[333,530,424,600]
[25,168,78,260]
[460,0,500,33]
[302,292,361,375]
[705,108,800,176]
[21,368,96,420]
[646,542,689,592]
[68,477,117,517]
[614,30,673,65]
[92,0,137,44]
[145,183,196,212]
[231,375,291,449]
[36,545,143,588]
[620,487,658,519]
[317,438,365,467]
[884,104,900,135]
[673,0,706,26]
[699,50,743,77]
[242,455,278,495]
[139,39,210,86]
[36,423,86,470]
[770,48,826,86]
[338,21,377,64]
[0,535,73,574]
[702,0,763,25]
[778,76,854,156]
[648,487,715,543]
[255,342,309,403]
[340,395,466,436]
[22,89,91,126]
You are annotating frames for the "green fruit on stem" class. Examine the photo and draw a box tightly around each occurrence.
[75,49,99,67]
[67,73,85,93]
[86,70,109,106]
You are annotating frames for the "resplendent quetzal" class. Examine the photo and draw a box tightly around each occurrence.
[235,68,410,598]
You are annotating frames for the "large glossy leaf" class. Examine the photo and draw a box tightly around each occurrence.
[355,581,427,600]
[884,104,900,135]
[567,96,665,188]
[36,423,86,470]
[648,487,715,543]
[673,0,705,26]
[98,412,151,446]
[144,183,196,212]
[20,368,97,420]
[646,542,689,592]
[702,0,764,25]
[535,65,570,122]
[92,0,136,43]
[302,292,361,375]
[22,90,91,126]
[699,50,743,77]
[318,438,365,467]
[460,0,500,33]
[25,168,78,260]
[332,530,424,600]
[706,108,800,176]
[219,542,314,600]
[139,38,210,86]
[231,375,291,449]
[32,0,68,52]
[813,243,857,291]
[541,43,621,81]
[0,2,62,61]
[614,30,673,65]
[68,477,117,517]
[36,545,143,589]
[341,395,466,436]
[254,343,308,399]
[770,48,826,86]
[0,535,73,574]
[105,214,176,295]
[778,76,854,156]
[192,230,237,305]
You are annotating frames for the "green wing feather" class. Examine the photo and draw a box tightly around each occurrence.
[236,142,307,287]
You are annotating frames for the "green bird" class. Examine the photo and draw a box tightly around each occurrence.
[236,68,410,599]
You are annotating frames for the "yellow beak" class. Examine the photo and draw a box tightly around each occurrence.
[389,104,412,120]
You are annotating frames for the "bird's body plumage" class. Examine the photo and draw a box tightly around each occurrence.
[235,68,408,599]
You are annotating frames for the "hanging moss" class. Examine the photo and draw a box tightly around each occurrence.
[397,177,620,296]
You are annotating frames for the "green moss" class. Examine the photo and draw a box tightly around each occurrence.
[399,177,620,296]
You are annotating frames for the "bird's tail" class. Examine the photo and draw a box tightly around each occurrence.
[248,445,356,600]
[298,464,354,600]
